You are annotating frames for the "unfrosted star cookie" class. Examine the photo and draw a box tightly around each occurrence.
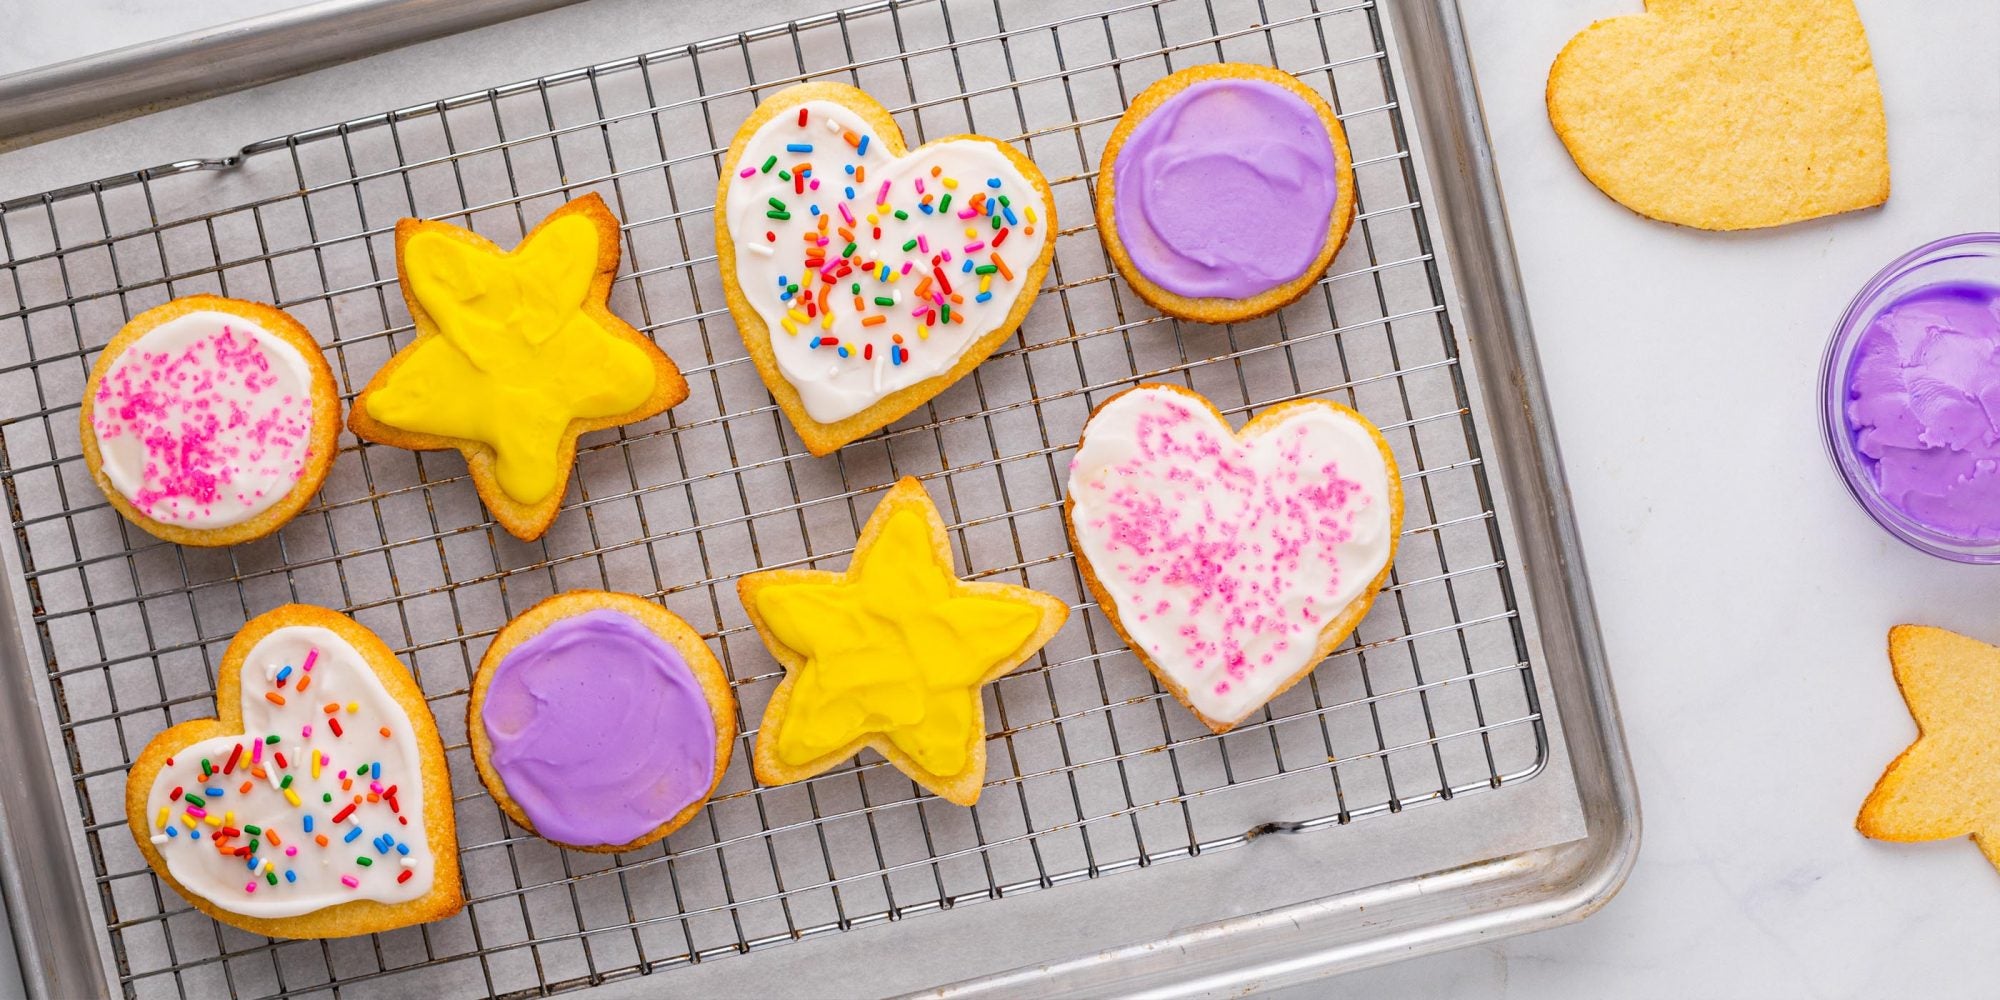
[715,83,1057,456]
[469,591,735,853]
[1095,63,1355,324]
[125,605,461,939]
[349,194,688,540]
[739,477,1068,805]
[1065,384,1401,732]
[81,295,340,547]
[1859,625,2000,870]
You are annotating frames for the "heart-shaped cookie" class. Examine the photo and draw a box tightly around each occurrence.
[1547,0,1889,230]
[126,605,461,938]
[1065,385,1402,732]
[716,83,1057,455]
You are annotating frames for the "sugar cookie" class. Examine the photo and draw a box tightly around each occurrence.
[350,194,689,540]
[81,295,339,547]
[126,605,461,938]
[469,591,734,853]
[1095,64,1355,324]
[716,83,1057,456]
[1065,385,1401,732]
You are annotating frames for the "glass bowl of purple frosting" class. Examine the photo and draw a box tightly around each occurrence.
[1823,232,2000,562]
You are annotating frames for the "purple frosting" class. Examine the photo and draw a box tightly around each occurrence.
[1846,281,2000,540]
[1112,78,1339,300]
[483,609,716,846]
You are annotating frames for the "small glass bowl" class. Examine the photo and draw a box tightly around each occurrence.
[1821,232,2000,563]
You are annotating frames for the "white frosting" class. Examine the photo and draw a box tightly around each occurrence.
[92,310,317,529]
[1067,388,1395,722]
[723,100,1051,423]
[142,625,434,919]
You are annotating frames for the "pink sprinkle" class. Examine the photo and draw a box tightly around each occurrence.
[285,846,299,857]
[245,882,257,894]
[838,202,856,226]
[810,179,821,191]
[876,180,890,204]
[915,178,926,194]
[738,167,756,178]
[302,648,318,673]
[900,261,914,275]
[302,725,312,739]
[964,242,985,254]
[341,875,360,889]
[917,234,929,254]
[251,741,262,764]
[186,807,207,819]
[957,208,978,219]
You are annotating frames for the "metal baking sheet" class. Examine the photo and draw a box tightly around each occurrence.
[0,0,1633,997]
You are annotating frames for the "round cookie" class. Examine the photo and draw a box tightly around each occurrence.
[80,295,340,547]
[1094,64,1356,325]
[125,604,462,939]
[1064,384,1401,733]
[714,82,1059,456]
[468,591,734,852]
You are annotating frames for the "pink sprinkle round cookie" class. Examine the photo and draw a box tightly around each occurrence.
[82,296,338,545]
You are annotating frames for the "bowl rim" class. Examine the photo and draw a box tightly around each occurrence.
[1820,231,2000,564]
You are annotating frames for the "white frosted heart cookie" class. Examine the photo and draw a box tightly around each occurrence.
[715,82,1057,455]
[1065,385,1402,732]
[125,605,461,938]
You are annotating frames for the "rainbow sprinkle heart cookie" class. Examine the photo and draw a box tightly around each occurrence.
[716,83,1057,456]
[126,605,461,939]
[1065,385,1402,732]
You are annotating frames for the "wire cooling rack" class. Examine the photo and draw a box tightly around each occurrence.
[0,0,1551,996]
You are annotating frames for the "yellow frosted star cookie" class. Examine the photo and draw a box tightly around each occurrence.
[1859,625,2000,870]
[739,477,1068,805]
[350,194,688,540]
[1547,0,1889,230]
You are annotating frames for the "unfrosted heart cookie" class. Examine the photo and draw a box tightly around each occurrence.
[1547,0,1889,230]
[1065,385,1401,732]
[126,605,461,938]
[716,83,1057,455]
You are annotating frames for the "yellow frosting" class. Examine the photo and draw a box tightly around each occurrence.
[366,211,656,504]
[756,509,1043,777]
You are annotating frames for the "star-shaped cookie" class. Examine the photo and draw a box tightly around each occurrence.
[351,194,687,540]
[740,477,1068,805]
[1858,625,2000,870]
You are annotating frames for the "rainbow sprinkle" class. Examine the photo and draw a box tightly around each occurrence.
[148,646,418,901]
[742,107,1037,373]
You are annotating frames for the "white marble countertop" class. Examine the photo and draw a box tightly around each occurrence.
[2,1,1999,997]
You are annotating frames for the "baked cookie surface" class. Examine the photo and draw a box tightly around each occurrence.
[125,604,461,938]
[469,591,735,853]
[1095,63,1355,324]
[349,193,688,540]
[715,83,1057,455]
[1547,0,1889,230]
[1065,385,1401,732]
[740,477,1068,805]
[80,295,340,547]
[1859,625,2000,871]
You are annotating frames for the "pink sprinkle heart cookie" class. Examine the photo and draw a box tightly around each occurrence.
[1065,384,1402,732]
